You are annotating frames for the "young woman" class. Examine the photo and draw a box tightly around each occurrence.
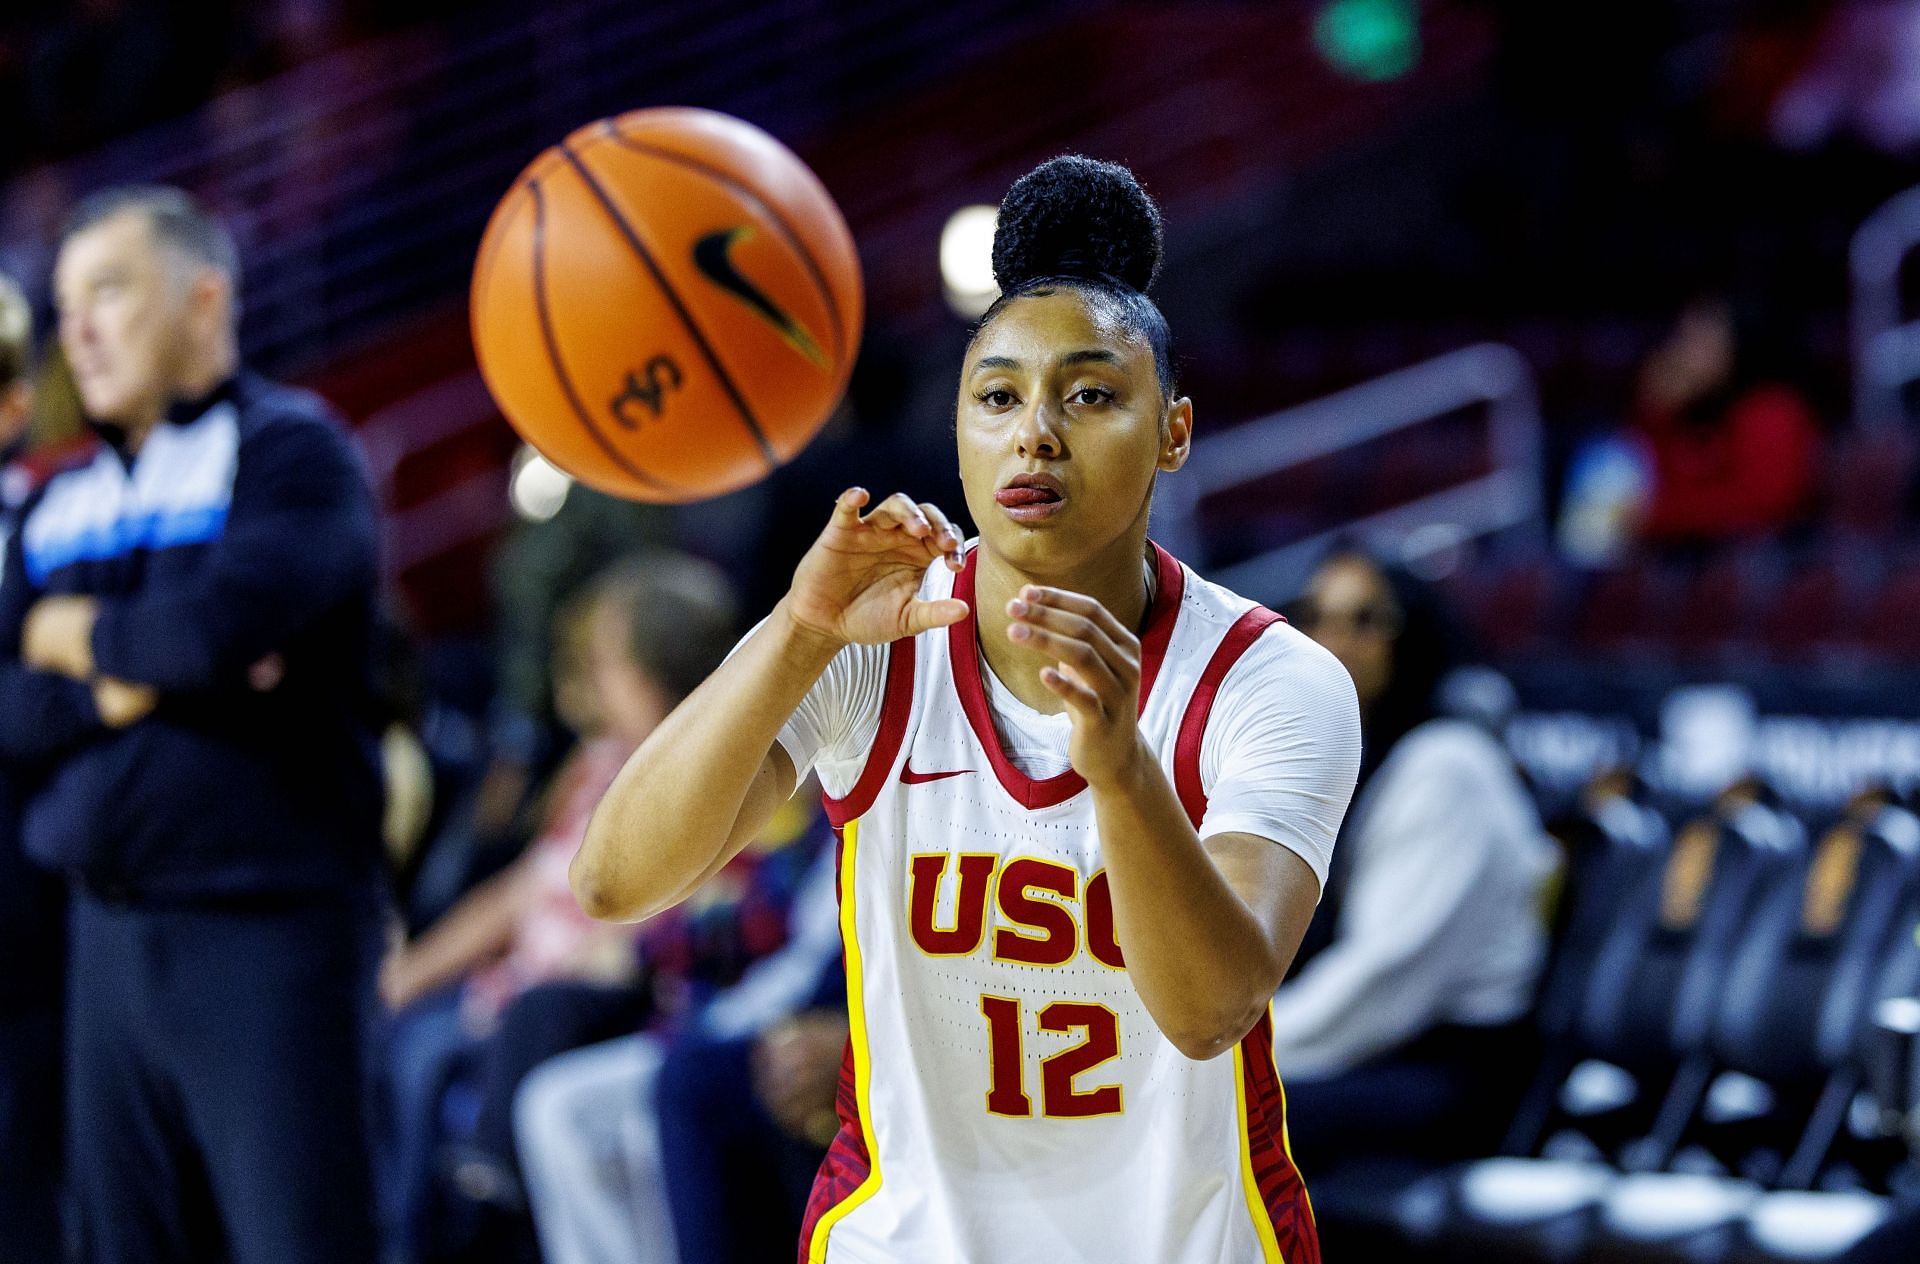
[1279,551,1551,1168]
[573,156,1362,1263]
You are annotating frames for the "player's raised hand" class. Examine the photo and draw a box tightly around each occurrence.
[1007,586,1147,786]
[780,488,970,649]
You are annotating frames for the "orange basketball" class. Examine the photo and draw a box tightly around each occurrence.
[471,107,862,503]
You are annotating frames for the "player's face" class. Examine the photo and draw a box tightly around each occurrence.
[956,289,1190,577]
[53,210,195,427]
[1299,555,1399,711]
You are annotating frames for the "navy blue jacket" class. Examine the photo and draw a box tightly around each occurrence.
[0,373,384,899]
[0,442,63,1006]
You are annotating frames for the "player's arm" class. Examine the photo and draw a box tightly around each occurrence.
[572,489,968,924]
[1009,587,1358,1061]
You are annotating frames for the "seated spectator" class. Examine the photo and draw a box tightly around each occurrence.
[1278,550,1555,1169]
[0,269,64,1264]
[1631,292,1822,544]
[514,805,843,1264]
[378,550,810,1262]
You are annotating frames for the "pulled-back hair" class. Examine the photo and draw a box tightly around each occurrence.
[973,155,1177,399]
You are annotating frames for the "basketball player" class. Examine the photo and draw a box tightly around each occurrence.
[572,156,1361,1263]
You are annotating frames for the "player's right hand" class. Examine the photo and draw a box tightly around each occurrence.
[780,488,970,649]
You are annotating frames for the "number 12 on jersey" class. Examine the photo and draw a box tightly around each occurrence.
[979,995,1124,1118]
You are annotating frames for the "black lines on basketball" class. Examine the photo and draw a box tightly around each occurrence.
[527,177,676,496]
[598,119,848,364]
[557,139,780,472]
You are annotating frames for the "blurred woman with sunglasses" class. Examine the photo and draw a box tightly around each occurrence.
[1279,550,1554,1174]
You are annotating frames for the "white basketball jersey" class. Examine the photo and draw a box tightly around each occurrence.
[800,544,1322,1264]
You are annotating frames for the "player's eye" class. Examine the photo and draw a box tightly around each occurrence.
[977,388,1017,409]
[1070,386,1114,407]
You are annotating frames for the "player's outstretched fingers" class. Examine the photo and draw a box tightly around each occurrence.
[918,501,966,570]
[833,487,870,525]
[1007,621,1121,690]
[1019,586,1137,650]
[1007,590,1135,684]
[1039,664,1104,714]
[863,492,934,539]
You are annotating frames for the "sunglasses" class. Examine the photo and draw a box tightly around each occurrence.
[1292,599,1403,638]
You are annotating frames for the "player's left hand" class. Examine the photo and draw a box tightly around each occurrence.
[23,595,99,681]
[1006,586,1147,787]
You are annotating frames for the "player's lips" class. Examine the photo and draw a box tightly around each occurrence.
[995,473,1067,521]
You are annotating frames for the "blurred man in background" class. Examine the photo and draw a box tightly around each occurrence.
[0,269,66,1264]
[0,186,384,1263]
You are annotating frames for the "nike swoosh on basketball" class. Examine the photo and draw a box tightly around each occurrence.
[900,762,971,785]
[691,226,829,370]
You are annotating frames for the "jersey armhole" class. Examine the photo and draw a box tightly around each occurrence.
[1173,607,1287,829]
[821,636,916,828]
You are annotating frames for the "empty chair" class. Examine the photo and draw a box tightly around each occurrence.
[1433,788,1806,1264]
[1670,551,1770,663]
[1443,552,1570,661]
[1825,427,1916,543]
[1502,772,1674,1158]
[1580,799,1919,1263]
[1860,563,1920,663]
[1576,562,1681,659]
[1726,885,1920,1263]
[1764,553,1870,663]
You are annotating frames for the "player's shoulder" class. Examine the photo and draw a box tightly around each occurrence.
[1171,557,1350,698]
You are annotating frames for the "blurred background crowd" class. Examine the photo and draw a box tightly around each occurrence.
[4,2,1920,1263]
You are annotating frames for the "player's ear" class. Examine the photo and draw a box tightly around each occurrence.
[1159,396,1192,473]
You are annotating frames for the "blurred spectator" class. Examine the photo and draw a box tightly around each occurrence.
[1279,550,1554,1169]
[1631,292,1822,545]
[6,186,384,1262]
[0,269,65,1264]
[380,550,822,1262]
[515,809,843,1264]
[470,485,672,858]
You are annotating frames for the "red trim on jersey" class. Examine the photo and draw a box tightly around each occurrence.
[1172,606,1285,828]
[1240,1012,1321,1263]
[799,823,873,1261]
[821,636,916,828]
[947,542,1186,810]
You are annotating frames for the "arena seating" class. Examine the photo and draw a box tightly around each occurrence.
[1382,789,1920,1263]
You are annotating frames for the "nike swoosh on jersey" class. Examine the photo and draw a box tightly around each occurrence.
[899,763,971,785]
[691,226,830,371]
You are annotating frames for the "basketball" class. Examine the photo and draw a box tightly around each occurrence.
[470,107,862,503]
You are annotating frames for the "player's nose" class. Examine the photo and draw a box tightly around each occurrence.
[1012,398,1065,459]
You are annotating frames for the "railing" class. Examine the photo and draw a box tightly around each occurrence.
[1851,182,1920,429]
[4,0,1070,374]
[6,1,1502,603]
[1155,342,1545,600]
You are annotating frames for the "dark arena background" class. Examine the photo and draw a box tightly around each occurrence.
[2,3,1920,1262]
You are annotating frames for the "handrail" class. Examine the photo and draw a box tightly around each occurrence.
[4,0,1055,373]
[1850,182,1920,428]
[1155,342,1544,600]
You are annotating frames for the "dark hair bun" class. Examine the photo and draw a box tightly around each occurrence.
[992,155,1163,294]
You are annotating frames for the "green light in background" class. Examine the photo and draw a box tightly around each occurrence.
[1313,0,1421,83]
